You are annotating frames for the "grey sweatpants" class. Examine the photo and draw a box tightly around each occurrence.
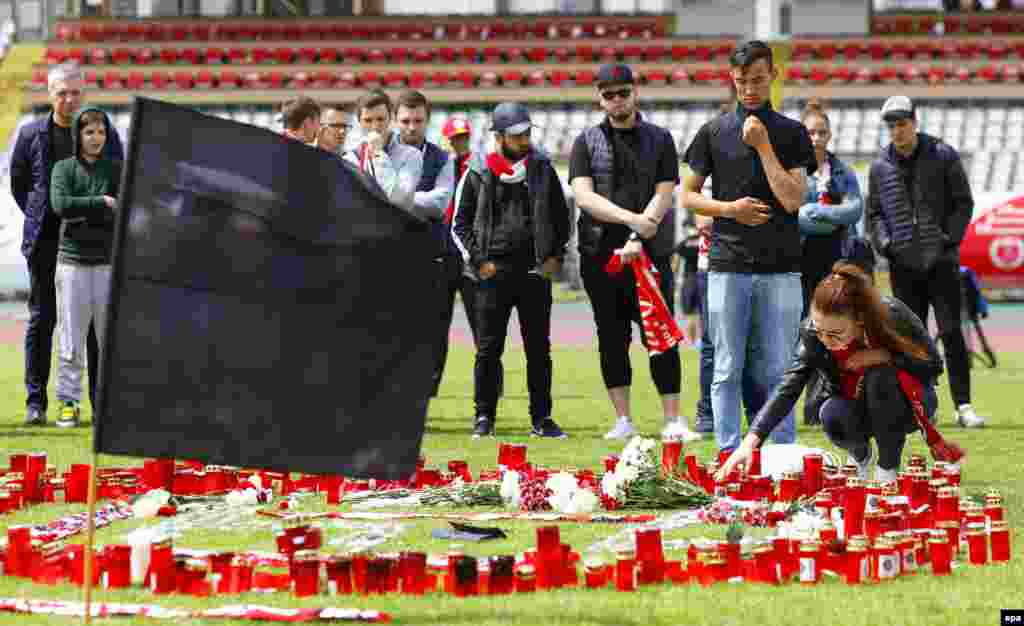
[56,263,111,404]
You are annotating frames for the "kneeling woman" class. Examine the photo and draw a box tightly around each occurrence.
[718,262,964,483]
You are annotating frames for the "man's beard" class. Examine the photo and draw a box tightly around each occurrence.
[501,144,529,162]
[609,108,634,123]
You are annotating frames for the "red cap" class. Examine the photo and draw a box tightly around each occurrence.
[442,116,472,139]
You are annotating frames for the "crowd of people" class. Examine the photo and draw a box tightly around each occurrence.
[10,39,986,479]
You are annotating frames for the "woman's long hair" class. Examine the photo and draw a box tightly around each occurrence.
[811,261,930,361]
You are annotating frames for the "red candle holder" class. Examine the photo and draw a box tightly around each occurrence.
[226,555,254,593]
[984,497,1004,524]
[515,564,536,592]
[583,556,607,589]
[665,560,687,584]
[102,545,132,589]
[634,528,664,564]
[9,453,27,473]
[448,460,472,482]
[146,539,175,593]
[487,555,515,594]
[325,476,347,505]
[802,454,824,496]
[68,545,100,588]
[937,521,961,555]
[843,478,867,538]
[965,524,987,565]
[506,444,528,470]
[398,552,427,594]
[325,555,353,595]
[943,465,961,487]
[779,472,802,502]
[291,551,321,597]
[873,539,899,581]
[990,521,1011,563]
[6,525,32,578]
[614,549,637,591]
[749,448,762,476]
[719,541,741,581]
[660,440,683,476]
[928,532,952,576]
[798,541,821,585]
[845,538,868,584]
[753,544,777,584]
[450,556,477,597]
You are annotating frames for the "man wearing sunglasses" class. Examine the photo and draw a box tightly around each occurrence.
[681,40,816,456]
[569,63,697,442]
[866,95,982,428]
[451,102,571,439]
[317,105,350,156]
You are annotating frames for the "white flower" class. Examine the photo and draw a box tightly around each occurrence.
[545,472,578,496]
[566,489,599,514]
[500,470,521,509]
[225,488,260,507]
[601,472,625,501]
[616,463,640,484]
[547,488,575,513]
[131,489,170,518]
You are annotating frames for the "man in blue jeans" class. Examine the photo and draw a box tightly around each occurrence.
[681,41,815,453]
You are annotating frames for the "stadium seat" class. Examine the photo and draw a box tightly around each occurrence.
[505,47,525,63]
[526,69,546,87]
[976,64,999,83]
[252,47,273,64]
[987,41,1009,60]
[170,25,189,42]
[576,45,594,62]
[412,48,435,63]
[110,48,132,65]
[196,69,215,88]
[337,71,357,88]
[831,66,853,83]
[808,65,829,85]
[359,70,381,87]
[89,47,107,65]
[228,47,247,63]
[344,47,365,63]
[182,48,202,65]
[408,71,427,88]
[31,70,48,89]
[575,69,595,86]
[479,71,499,88]
[841,41,863,60]
[550,69,571,86]
[926,66,948,85]
[670,68,689,84]
[174,71,194,89]
[193,25,211,41]
[527,47,548,63]
[366,48,386,64]
[502,69,524,86]
[792,42,815,61]
[430,70,451,88]
[204,47,225,64]
[554,46,571,63]
[83,70,98,88]
[126,71,145,90]
[46,48,68,64]
[671,44,689,61]
[273,47,294,64]
[298,47,318,64]
[644,69,669,85]
[388,47,408,64]
[219,70,241,88]
[383,71,407,88]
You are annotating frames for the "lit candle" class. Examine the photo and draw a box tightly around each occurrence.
[928,530,952,576]
[990,521,1011,563]
[290,550,321,597]
[965,523,988,565]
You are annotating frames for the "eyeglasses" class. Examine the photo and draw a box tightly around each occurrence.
[324,123,350,131]
[601,88,633,101]
[812,325,854,342]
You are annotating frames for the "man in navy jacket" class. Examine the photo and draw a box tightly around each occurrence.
[9,63,124,425]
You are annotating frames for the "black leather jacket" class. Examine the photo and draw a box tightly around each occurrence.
[749,297,944,441]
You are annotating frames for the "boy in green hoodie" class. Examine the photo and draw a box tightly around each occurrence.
[49,108,121,427]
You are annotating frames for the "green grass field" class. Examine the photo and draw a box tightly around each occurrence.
[0,330,1020,625]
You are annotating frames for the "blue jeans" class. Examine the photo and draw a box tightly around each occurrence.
[695,270,763,432]
[708,271,802,452]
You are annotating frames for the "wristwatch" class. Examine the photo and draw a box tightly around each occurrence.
[628,232,640,242]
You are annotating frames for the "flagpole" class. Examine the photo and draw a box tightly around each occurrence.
[82,452,99,625]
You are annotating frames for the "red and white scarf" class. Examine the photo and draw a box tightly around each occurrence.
[604,250,683,355]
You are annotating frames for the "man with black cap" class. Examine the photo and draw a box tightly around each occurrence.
[569,63,697,442]
[867,95,983,428]
[451,102,571,439]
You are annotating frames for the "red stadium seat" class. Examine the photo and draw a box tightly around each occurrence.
[366,48,386,63]
[147,24,168,41]
[82,70,98,88]
[841,41,863,60]
[170,25,189,41]
[439,47,457,63]
[126,71,145,89]
[430,70,451,87]
[182,48,202,65]
[817,42,836,60]
[273,47,294,64]
[110,47,132,65]
[214,23,239,41]
[576,45,594,62]
[455,70,477,88]
[205,47,226,64]
[831,66,853,83]
[965,16,984,35]
[876,66,899,83]
[337,70,358,87]
[1013,42,1024,58]
[953,66,970,83]
[102,70,123,89]
[311,70,334,88]
[298,47,318,64]
[644,45,666,62]
[670,44,689,61]
[408,71,427,88]
[691,67,716,84]
[987,41,1009,60]
[482,46,502,63]
[975,64,999,83]
[359,70,381,87]
[918,16,937,34]
[174,71,194,89]
[956,41,979,59]
[575,69,594,86]
[1001,64,1019,82]
[502,69,524,85]
[290,72,310,89]
[526,69,546,86]
[913,41,934,59]
[599,46,618,62]
[621,45,643,61]
[786,66,805,83]
[694,44,712,61]
[553,46,571,63]
[252,47,273,64]
[383,71,407,87]
[46,48,68,64]
[943,15,962,34]
[388,47,409,64]
[549,69,571,86]
[670,67,689,84]
[891,42,912,60]
[808,65,829,84]
[792,42,815,61]
[505,47,524,63]
[282,24,302,41]
[993,16,1012,34]
[53,24,75,42]
[852,66,872,84]
[318,47,338,63]
[90,47,108,65]
[219,70,241,88]
[867,41,887,60]
[344,47,365,63]
[900,65,922,83]
[460,47,479,62]
[195,69,214,88]
[159,48,179,65]
[67,48,86,65]
[150,71,170,89]
[412,48,435,63]
[192,24,211,41]
[135,48,155,64]
[644,69,668,85]
[479,71,499,87]
[926,65,947,85]
[325,24,351,39]
[527,47,548,63]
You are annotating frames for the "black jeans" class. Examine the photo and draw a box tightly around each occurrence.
[580,252,680,395]
[25,243,98,412]
[820,365,931,471]
[430,255,505,397]
[473,271,552,421]
[889,257,970,406]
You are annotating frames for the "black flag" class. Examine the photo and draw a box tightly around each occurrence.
[95,98,437,480]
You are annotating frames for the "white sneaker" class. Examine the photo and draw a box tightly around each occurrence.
[661,418,702,443]
[955,404,986,428]
[604,417,636,440]
[848,446,873,480]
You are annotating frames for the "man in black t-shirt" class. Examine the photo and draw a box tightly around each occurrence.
[681,41,816,455]
[569,63,699,443]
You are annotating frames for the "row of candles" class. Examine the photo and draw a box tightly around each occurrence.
[2,508,1011,598]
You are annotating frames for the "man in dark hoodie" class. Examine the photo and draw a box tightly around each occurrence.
[451,102,571,439]
[867,95,982,428]
[48,107,121,427]
[10,63,123,426]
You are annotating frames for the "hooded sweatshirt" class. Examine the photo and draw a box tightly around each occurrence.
[50,107,122,265]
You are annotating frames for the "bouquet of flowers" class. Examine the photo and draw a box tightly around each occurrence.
[499,471,600,514]
[600,437,713,510]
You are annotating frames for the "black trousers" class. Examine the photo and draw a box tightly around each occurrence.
[801,233,844,318]
[580,252,680,395]
[25,243,98,412]
[889,257,970,406]
[820,366,930,470]
[473,271,552,421]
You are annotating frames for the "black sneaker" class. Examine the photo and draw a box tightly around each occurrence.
[472,416,495,438]
[25,406,46,426]
[531,417,567,439]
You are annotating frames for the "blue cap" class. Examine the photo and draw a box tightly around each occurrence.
[490,102,533,135]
